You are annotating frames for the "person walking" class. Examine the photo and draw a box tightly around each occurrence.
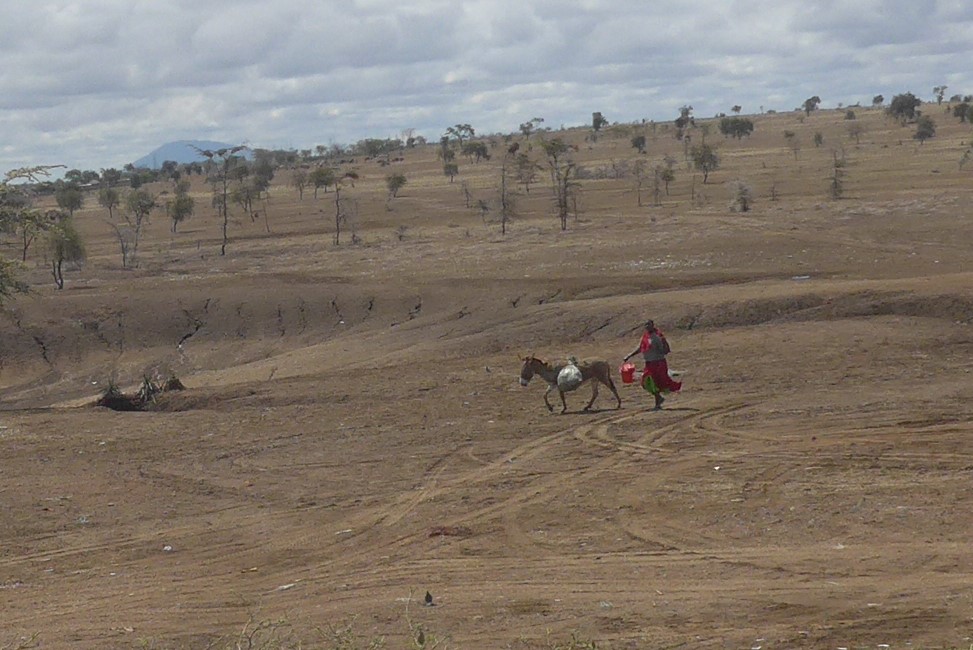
[624,319,682,410]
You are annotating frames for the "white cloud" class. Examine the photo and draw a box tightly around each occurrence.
[0,0,971,171]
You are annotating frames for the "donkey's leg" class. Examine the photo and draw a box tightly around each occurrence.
[605,375,622,409]
[583,381,599,411]
[559,390,568,414]
[543,385,555,413]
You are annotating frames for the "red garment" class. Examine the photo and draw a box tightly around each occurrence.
[642,359,682,394]
[638,328,680,393]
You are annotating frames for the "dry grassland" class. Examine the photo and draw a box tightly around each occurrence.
[2,104,973,649]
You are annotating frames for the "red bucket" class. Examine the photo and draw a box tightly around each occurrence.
[619,362,637,384]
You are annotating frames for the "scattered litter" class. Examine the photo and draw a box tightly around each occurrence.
[791,275,811,281]
[276,583,297,591]
[162,545,173,552]
[335,529,353,536]
[713,466,721,471]
[599,601,613,609]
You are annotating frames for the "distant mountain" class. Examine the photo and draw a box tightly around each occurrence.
[130,140,252,169]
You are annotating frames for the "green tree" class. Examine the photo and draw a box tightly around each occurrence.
[933,85,947,104]
[803,95,821,116]
[167,187,195,233]
[445,124,475,148]
[100,168,123,187]
[952,102,970,123]
[461,141,490,163]
[914,115,936,144]
[1,166,64,302]
[309,167,336,198]
[657,162,676,196]
[872,95,884,107]
[718,117,754,139]
[386,173,407,199]
[47,217,85,289]
[888,92,922,124]
[674,105,694,139]
[591,111,608,132]
[690,143,719,183]
[98,186,120,220]
[55,185,84,216]
[443,163,459,183]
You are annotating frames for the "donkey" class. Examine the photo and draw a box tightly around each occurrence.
[519,355,622,414]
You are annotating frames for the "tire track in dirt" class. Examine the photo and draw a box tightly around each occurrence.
[310,404,749,576]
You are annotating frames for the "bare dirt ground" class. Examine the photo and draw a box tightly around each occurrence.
[3,106,973,649]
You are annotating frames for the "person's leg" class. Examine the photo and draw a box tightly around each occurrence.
[654,391,665,410]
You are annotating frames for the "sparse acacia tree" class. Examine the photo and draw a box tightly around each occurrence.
[291,169,308,200]
[98,186,120,220]
[515,153,539,194]
[690,143,719,183]
[194,145,248,256]
[783,130,800,159]
[498,154,517,235]
[0,165,62,302]
[631,134,647,153]
[727,180,753,212]
[167,182,194,233]
[540,138,578,230]
[631,159,647,206]
[847,121,866,144]
[47,217,85,289]
[386,173,407,199]
[333,173,358,246]
[829,151,845,199]
[114,189,157,267]
[657,161,676,196]
[519,117,544,139]
[445,124,475,148]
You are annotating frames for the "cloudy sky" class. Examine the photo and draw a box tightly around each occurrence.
[2,0,971,173]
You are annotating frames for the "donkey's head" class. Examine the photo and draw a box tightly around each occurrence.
[519,355,538,387]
